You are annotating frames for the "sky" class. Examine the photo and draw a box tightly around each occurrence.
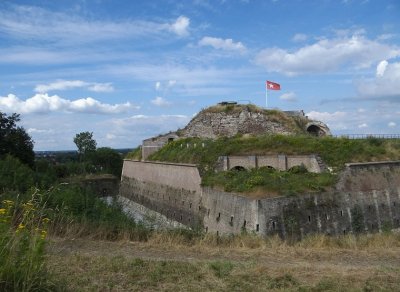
[0,0,399,151]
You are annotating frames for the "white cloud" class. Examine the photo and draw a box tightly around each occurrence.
[155,81,161,91]
[0,5,190,44]
[356,61,400,99]
[88,83,114,92]
[199,36,246,52]
[35,80,114,93]
[307,111,347,122]
[112,114,190,139]
[279,92,297,102]
[376,60,388,77]
[106,133,116,140]
[358,123,368,128]
[388,122,396,127]
[27,128,54,134]
[151,96,171,107]
[168,80,177,87]
[255,34,400,75]
[292,33,308,42]
[0,93,138,114]
[168,16,190,37]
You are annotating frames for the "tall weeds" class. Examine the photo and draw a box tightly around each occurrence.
[0,192,56,291]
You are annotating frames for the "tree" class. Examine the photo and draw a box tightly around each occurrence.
[91,147,123,177]
[0,112,34,167]
[73,131,97,159]
[0,155,35,192]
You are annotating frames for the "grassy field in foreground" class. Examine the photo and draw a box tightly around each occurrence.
[46,233,400,291]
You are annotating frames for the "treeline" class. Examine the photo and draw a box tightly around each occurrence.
[0,111,145,291]
[0,111,124,194]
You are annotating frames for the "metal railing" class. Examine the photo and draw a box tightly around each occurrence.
[333,134,400,139]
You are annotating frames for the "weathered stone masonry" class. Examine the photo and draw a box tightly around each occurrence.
[119,160,400,238]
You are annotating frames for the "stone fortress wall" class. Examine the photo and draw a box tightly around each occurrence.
[217,154,325,173]
[119,160,400,238]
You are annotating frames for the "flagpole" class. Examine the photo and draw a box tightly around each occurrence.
[265,82,268,108]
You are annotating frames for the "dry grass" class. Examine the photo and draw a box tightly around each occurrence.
[46,232,400,291]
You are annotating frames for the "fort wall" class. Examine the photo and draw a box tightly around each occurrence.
[218,154,323,172]
[119,160,400,238]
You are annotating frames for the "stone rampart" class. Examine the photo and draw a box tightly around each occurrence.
[122,159,201,192]
[119,160,400,238]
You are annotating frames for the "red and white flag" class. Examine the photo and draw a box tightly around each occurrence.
[266,80,281,90]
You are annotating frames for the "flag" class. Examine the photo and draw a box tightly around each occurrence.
[266,80,281,90]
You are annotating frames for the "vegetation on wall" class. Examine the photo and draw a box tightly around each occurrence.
[202,167,337,196]
[148,135,400,195]
[149,135,400,169]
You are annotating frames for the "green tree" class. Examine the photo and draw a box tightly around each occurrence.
[91,147,123,177]
[73,131,97,160]
[0,112,34,168]
[0,155,35,193]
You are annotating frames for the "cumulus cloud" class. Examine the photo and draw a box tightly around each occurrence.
[199,36,246,52]
[356,61,400,100]
[279,92,297,102]
[151,96,171,107]
[358,123,368,128]
[0,93,138,114]
[35,80,114,93]
[388,122,396,127]
[168,16,190,37]
[255,34,400,75]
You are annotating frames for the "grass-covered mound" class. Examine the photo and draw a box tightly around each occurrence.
[202,166,336,197]
[147,135,400,196]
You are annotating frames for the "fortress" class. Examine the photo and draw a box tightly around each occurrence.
[118,103,400,239]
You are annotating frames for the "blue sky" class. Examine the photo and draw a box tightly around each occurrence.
[0,0,399,150]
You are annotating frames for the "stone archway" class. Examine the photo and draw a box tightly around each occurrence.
[306,122,331,137]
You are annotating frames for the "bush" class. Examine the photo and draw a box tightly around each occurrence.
[0,155,35,193]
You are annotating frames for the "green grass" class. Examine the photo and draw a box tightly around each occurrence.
[149,135,400,170]
[202,167,337,196]
[125,146,142,160]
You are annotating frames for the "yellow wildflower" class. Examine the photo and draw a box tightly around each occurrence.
[40,230,47,239]
[23,202,35,210]
[2,200,14,206]
[0,208,6,215]
[42,218,50,224]
[17,223,25,230]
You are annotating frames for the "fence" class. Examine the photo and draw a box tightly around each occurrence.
[333,134,400,139]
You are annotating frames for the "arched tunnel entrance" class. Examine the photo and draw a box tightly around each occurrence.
[306,122,330,137]
[307,125,323,136]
